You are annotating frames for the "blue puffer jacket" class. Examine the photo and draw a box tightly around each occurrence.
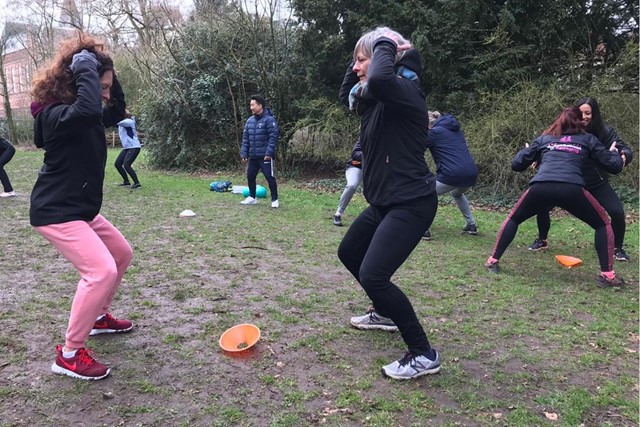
[241,108,280,159]
[428,114,478,187]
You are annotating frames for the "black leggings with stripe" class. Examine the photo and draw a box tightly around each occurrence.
[491,182,614,272]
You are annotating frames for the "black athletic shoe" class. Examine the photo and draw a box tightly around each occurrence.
[422,230,432,240]
[485,260,500,273]
[131,183,142,189]
[614,247,629,262]
[118,182,131,187]
[597,274,625,288]
[462,224,478,235]
[528,238,548,251]
[333,215,343,227]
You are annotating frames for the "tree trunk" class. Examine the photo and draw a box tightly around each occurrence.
[0,55,19,144]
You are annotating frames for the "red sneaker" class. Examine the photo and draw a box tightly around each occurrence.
[90,312,133,336]
[51,345,110,380]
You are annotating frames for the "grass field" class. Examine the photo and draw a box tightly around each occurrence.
[0,148,638,427]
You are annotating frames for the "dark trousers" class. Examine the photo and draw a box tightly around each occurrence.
[114,148,141,184]
[492,182,614,271]
[247,158,278,201]
[338,197,438,354]
[0,144,16,192]
[536,182,626,248]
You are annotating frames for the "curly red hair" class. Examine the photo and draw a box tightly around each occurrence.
[31,33,113,104]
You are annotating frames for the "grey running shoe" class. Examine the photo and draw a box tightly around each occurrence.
[614,247,629,262]
[528,238,548,251]
[422,230,432,240]
[462,224,478,235]
[382,350,441,380]
[597,274,625,288]
[333,215,343,227]
[350,309,398,332]
[485,260,500,273]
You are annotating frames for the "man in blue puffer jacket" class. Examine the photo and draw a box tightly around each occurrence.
[240,95,280,208]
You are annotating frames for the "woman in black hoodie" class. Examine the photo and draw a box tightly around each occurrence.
[337,27,440,380]
[30,35,132,381]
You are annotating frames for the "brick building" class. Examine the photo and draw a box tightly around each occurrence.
[0,22,34,118]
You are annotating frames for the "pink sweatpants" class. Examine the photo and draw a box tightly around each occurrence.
[35,214,133,349]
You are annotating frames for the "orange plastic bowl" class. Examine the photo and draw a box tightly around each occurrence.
[219,323,261,352]
[555,255,583,268]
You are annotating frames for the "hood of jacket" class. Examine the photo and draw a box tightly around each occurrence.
[395,48,422,79]
[433,114,460,132]
[255,107,274,119]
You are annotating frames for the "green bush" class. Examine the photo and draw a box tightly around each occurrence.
[287,98,359,172]
[460,81,638,199]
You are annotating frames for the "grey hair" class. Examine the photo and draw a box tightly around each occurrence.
[353,26,410,63]
[428,111,442,127]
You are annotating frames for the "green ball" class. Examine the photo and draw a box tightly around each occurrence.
[242,185,268,198]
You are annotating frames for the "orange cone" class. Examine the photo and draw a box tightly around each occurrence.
[555,255,583,268]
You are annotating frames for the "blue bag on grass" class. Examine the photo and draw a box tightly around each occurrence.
[210,181,232,192]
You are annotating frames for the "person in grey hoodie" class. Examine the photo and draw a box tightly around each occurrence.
[422,111,478,240]
[115,110,142,189]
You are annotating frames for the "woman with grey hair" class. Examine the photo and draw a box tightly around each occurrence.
[422,110,479,239]
[337,27,441,380]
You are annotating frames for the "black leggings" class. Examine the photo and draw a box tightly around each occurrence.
[247,158,278,201]
[492,182,614,271]
[114,148,141,184]
[0,144,15,192]
[536,182,626,248]
[338,197,438,354]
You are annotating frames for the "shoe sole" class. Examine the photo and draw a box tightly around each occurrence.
[381,365,441,380]
[51,363,110,380]
[240,202,257,205]
[350,322,398,332]
[422,236,432,241]
[89,325,133,336]
[464,231,478,235]
[333,222,343,227]
[614,257,628,262]
[528,245,548,251]
[597,279,625,289]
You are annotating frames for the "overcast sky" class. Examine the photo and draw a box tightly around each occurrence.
[0,0,7,34]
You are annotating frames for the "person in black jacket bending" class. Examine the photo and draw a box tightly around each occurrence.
[337,27,441,380]
[0,136,16,197]
[30,35,132,380]
[528,97,633,262]
[485,106,624,288]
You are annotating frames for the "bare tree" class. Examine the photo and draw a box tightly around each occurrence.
[0,37,19,143]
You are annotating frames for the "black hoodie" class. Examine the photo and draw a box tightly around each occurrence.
[30,60,126,226]
[339,38,435,208]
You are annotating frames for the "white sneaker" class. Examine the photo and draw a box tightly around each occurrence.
[240,196,257,205]
[271,200,279,208]
[0,191,15,198]
[382,350,441,380]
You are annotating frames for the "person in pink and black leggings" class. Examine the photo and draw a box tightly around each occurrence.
[30,34,133,380]
[485,106,625,288]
